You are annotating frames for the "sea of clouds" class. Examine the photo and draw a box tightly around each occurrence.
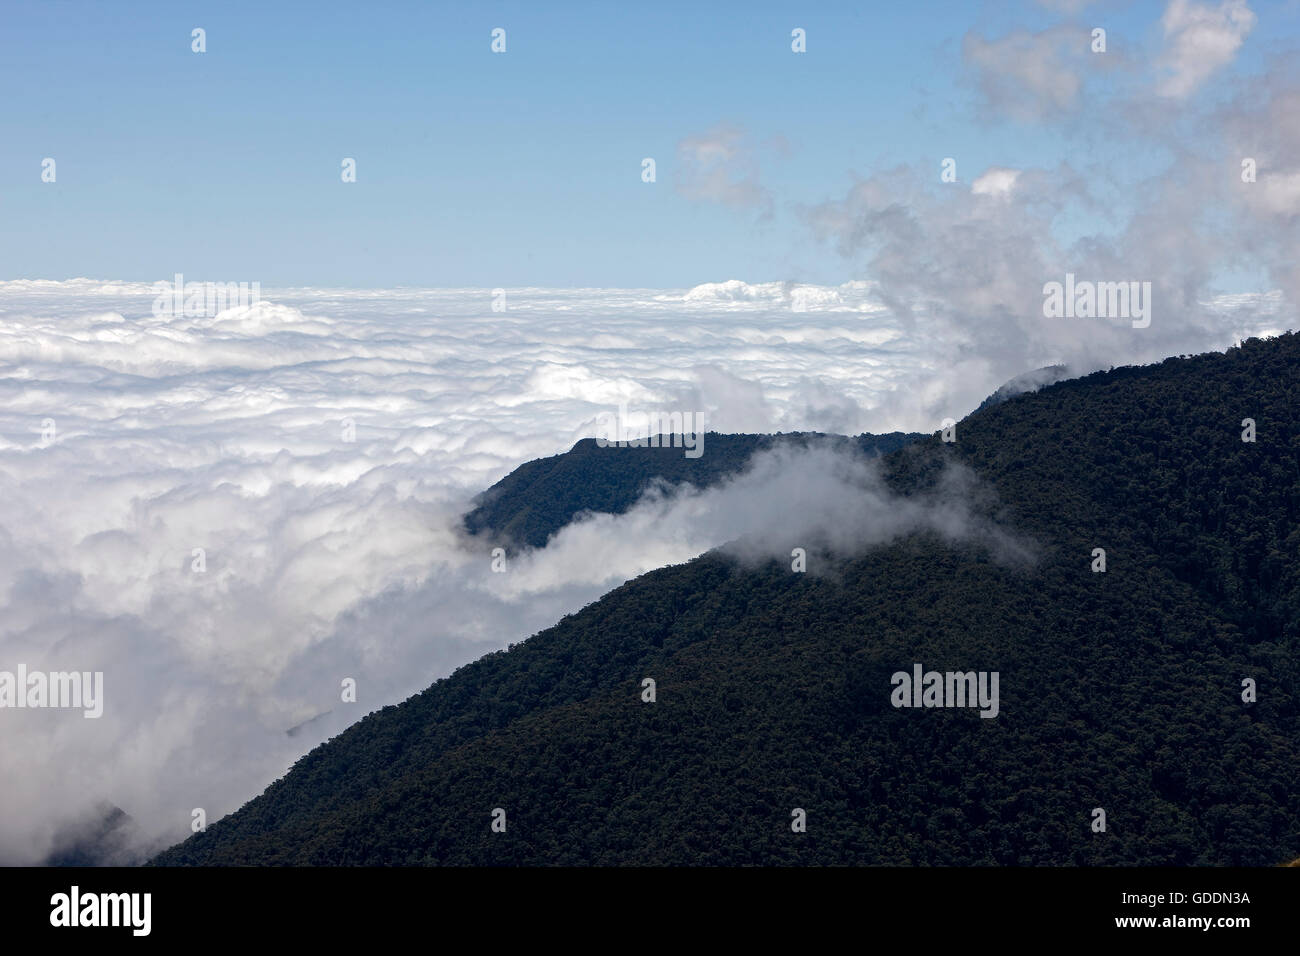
[0,277,1289,863]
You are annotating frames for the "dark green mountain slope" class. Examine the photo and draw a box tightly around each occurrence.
[464,431,921,551]
[152,334,1300,866]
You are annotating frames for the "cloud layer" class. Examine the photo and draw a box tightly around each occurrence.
[0,278,1046,863]
[0,246,1288,867]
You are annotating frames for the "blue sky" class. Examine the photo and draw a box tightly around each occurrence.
[1,0,1294,287]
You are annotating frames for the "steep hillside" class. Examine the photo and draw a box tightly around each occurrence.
[152,334,1300,866]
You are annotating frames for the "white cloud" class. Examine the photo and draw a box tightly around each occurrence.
[962,26,1087,120]
[1156,0,1256,98]
[801,153,1292,422]
[1034,0,1094,11]
[1245,169,1300,217]
[503,441,1035,595]
[674,124,773,213]
[971,167,1022,198]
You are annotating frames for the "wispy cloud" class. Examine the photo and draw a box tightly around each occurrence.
[674,123,774,215]
[962,25,1090,121]
[1156,0,1256,98]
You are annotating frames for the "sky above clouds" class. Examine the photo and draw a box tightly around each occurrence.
[1,0,1299,863]
[0,0,1295,289]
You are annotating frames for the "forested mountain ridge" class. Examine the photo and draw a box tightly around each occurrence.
[463,431,921,551]
[463,365,1092,553]
[151,333,1300,866]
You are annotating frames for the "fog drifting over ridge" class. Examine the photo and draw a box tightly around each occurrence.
[0,278,1289,864]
